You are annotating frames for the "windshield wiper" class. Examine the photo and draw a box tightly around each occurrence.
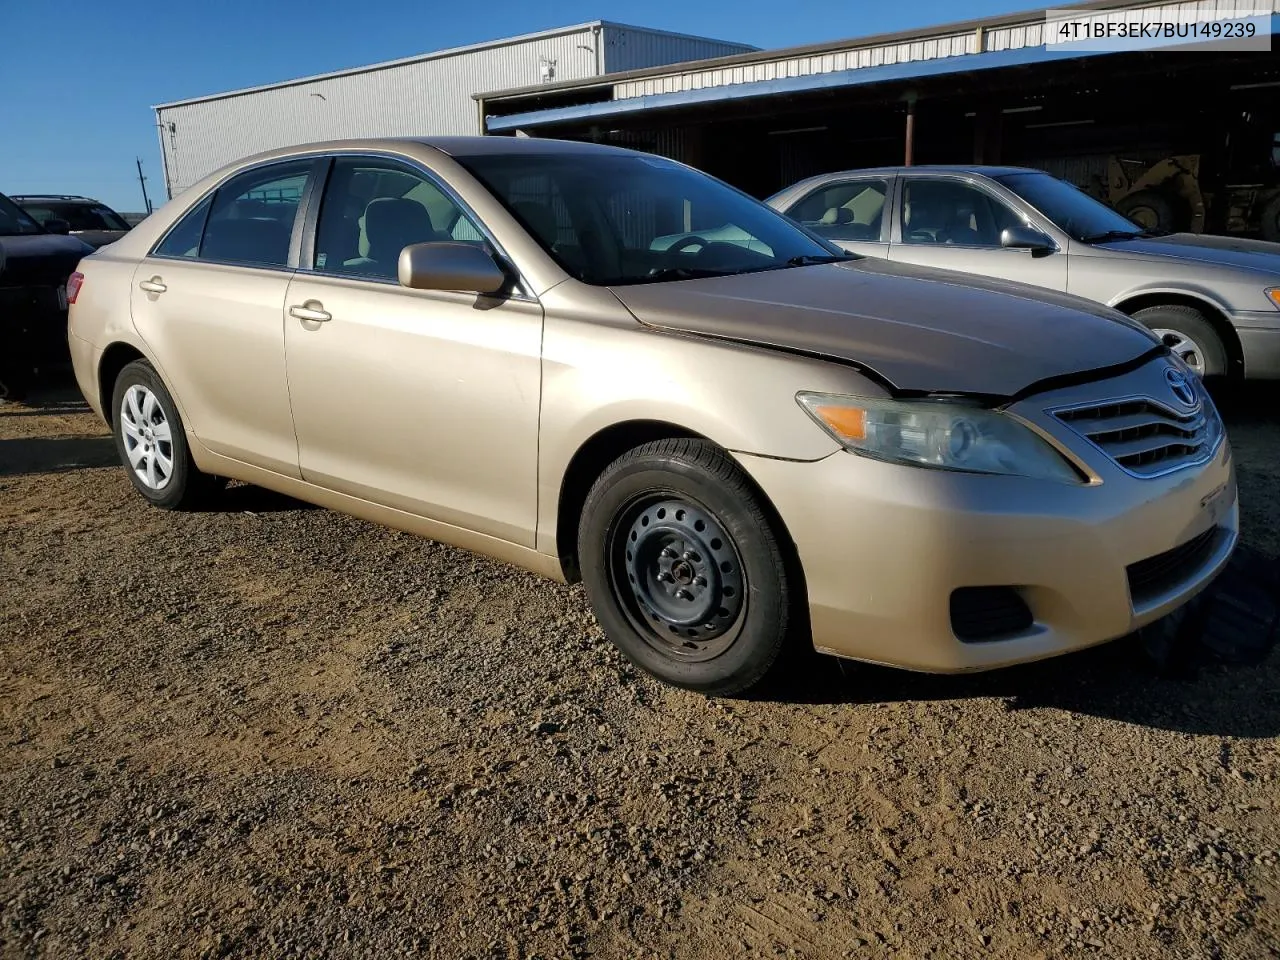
[785,254,858,266]
[1080,229,1145,243]
[628,266,737,283]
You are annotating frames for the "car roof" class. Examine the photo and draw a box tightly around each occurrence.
[803,165,1042,179]
[418,136,641,158]
[11,194,104,203]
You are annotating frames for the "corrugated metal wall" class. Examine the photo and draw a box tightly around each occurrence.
[156,24,754,198]
[601,25,755,73]
[611,0,1280,99]
[157,28,599,197]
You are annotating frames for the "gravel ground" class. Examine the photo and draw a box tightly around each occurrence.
[1,375,1278,960]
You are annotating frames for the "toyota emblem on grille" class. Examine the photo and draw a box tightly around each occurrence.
[1165,367,1197,408]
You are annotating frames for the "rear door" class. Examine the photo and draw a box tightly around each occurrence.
[129,159,323,477]
[778,175,893,258]
[887,175,1068,291]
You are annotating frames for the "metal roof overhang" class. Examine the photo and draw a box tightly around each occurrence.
[484,12,1280,133]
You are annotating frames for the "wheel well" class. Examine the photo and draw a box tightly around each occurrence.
[557,421,704,582]
[1113,293,1243,377]
[97,343,145,425]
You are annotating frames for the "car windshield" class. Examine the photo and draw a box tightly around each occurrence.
[0,193,46,236]
[455,151,848,286]
[20,200,130,232]
[995,172,1147,243]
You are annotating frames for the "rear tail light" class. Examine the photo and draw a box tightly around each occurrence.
[66,271,85,305]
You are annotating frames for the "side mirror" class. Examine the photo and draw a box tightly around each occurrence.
[1000,224,1053,252]
[42,218,71,235]
[398,242,507,295]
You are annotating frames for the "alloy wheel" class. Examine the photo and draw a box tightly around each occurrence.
[119,384,175,490]
[1151,328,1207,378]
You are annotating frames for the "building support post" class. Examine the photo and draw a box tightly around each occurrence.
[973,106,1002,164]
[903,91,918,166]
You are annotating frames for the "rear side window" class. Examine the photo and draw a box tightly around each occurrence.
[154,160,313,267]
[787,179,889,242]
[154,196,212,258]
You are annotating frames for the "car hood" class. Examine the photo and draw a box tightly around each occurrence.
[1094,232,1280,274]
[609,258,1160,397]
[0,233,92,288]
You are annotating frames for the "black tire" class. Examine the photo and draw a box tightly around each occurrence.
[1115,189,1182,233]
[1260,193,1280,244]
[578,438,801,696]
[1131,304,1228,378]
[110,359,222,510]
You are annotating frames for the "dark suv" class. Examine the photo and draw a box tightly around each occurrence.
[0,192,93,400]
[12,194,133,250]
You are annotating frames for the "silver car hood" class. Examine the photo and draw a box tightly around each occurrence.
[610,258,1160,397]
[1093,232,1280,274]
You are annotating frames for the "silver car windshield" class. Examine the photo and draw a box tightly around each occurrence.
[456,152,850,286]
[995,172,1148,243]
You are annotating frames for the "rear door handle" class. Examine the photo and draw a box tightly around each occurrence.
[289,301,331,323]
[138,277,167,294]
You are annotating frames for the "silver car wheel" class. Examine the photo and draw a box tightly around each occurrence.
[1150,328,1206,378]
[119,384,175,491]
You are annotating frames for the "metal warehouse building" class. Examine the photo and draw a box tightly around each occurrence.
[480,0,1280,238]
[153,22,755,197]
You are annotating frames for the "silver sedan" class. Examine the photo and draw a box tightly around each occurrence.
[768,166,1280,379]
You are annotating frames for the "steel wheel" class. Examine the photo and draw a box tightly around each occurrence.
[1151,328,1207,377]
[119,384,174,491]
[610,495,747,662]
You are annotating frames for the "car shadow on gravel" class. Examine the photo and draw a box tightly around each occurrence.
[0,436,119,476]
[198,481,319,514]
[768,631,1279,738]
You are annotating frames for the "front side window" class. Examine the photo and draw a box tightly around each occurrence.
[312,157,486,281]
[787,179,889,242]
[900,179,1021,247]
[455,152,845,286]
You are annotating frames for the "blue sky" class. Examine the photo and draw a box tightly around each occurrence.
[0,0,1033,212]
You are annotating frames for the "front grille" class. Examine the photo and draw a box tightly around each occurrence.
[950,587,1034,643]
[1127,527,1222,607]
[1052,397,1216,477]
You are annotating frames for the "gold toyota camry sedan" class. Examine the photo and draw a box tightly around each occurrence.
[65,137,1238,695]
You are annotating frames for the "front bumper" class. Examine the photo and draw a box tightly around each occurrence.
[735,364,1238,673]
[1231,309,1280,379]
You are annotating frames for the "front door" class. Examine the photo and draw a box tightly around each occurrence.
[128,159,320,476]
[283,155,543,547]
[888,176,1068,292]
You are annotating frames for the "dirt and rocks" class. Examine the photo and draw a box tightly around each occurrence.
[1,377,1278,960]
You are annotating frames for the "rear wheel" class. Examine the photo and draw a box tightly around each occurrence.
[110,360,222,510]
[1131,304,1227,378]
[578,438,801,696]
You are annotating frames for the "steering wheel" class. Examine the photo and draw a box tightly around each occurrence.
[667,235,710,255]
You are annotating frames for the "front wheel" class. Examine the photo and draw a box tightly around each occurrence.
[578,438,801,696]
[110,360,223,510]
[1131,304,1227,378]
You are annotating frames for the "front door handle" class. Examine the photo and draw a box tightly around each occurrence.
[289,301,331,323]
[138,277,167,294]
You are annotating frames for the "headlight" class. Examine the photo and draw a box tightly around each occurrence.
[1266,287,1280,310]
[797,392,1081,483]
